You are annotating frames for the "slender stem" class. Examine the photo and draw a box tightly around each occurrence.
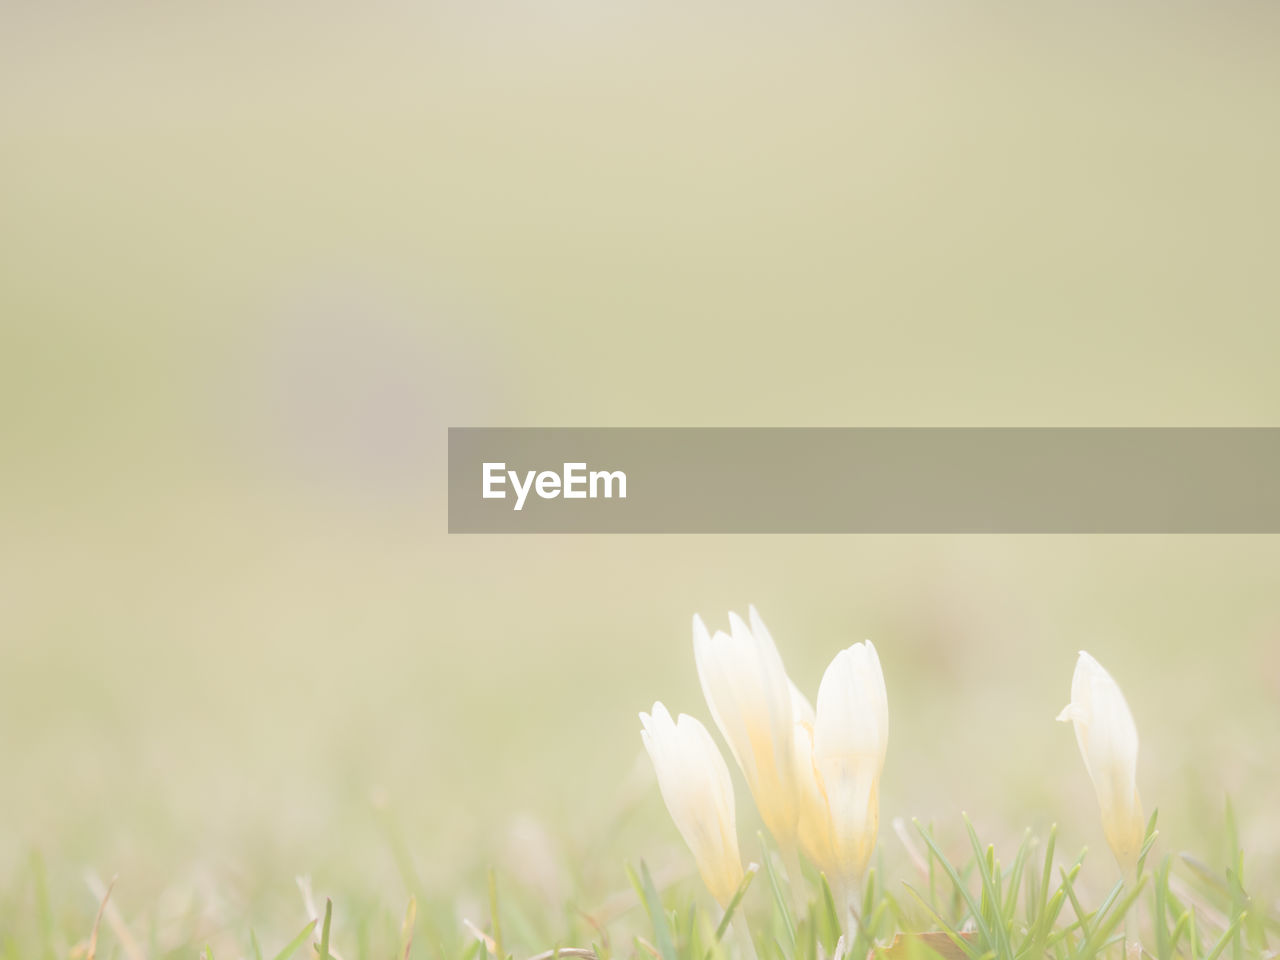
[781,846,806,912]
[835,874,861,944]
[713,904,757,960]
[845,885,860,943]
[731,916,758,960]
[1123,862,1140,959]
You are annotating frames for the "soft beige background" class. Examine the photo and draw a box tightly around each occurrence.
[3,0,1278,937]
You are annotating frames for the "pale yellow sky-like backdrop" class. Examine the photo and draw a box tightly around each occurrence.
[3,0,1279,929]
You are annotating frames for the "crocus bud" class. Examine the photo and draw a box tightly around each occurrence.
[812,641,889,887]
[640,702,745,906]
[784,682,832,875]
[1056,651,1145,872]
[792,715,835,876]
[694,607,801,848]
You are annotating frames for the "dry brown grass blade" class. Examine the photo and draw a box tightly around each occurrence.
[893,817,930,879]
[590,862,686,926]
[400,896,417,960]
[576,907,611,957]
[527,949,599,960]
[463,918,499,956]
[1168,875,1230,932]
[871,932,976,960]
[86,871,146,960]
[85,875,117,960]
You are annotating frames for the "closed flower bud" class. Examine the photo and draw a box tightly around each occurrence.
[812,641,889,886]
[1057,651,1145,872]
[694,607,801,848]
[640,702,745,906]
[786,681,836,877]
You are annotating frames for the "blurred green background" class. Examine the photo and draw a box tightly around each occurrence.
[2,0,1279,948]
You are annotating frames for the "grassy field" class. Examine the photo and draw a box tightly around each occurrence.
[3,2,1280,957]
[2,537,1277,958]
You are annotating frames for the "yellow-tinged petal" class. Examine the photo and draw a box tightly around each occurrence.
[813,641,888,884]
[640,702,745,906]
[694,607,801,847]
[1057,651,1145,871]
[792,717,836,875]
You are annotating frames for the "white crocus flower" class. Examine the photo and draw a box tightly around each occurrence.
[789,683,837,875]
[812,641,889,903]
[640,702,745,907]
[1057,651,1145,872]
[694,607,801,849]
[793,719,836,871]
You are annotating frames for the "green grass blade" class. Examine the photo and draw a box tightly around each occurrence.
[1181,855,1231,899]
[1090,879,1125,929]
[269,920,317,960]
[1205,913,1248,960]
[1225,797,1239,871]
[1028,825,1057,937]
[30,853,55,960]
[1136,809,1160,878]
[1002,832,1031,928]
[1154,857,1171,960]
[819,873,842,950]
[901,884,982,960]
[400,896,418,960]
[318,899,333,960]
[914,819,992,947]
[1057,865,1092,946]
[1079,876,1146,957]
[962,817,1010,959]
[626,862,677,960]
[488,870,504,960]
[758,835,796,949]
[713,864,759,945]
[1168,910,1191,959]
